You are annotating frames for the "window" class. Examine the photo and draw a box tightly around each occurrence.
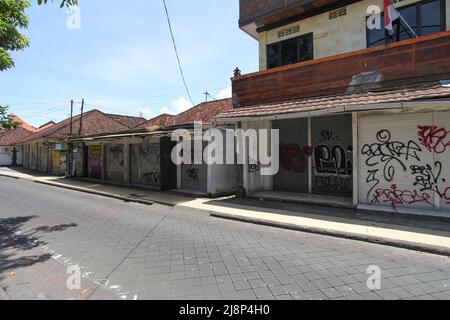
[266,33,314,69]
[367,0,445,48]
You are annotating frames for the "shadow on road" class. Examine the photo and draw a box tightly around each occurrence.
[0,216,77,283]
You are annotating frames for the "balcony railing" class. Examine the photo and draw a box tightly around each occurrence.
[232,31,450,108]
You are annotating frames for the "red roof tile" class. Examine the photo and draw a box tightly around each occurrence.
[38,121,56,131]
[16,109,138,143]
[216,81,450,120]
[5,114,38,132]
[107,114,147,128]
[137,114,176,129]
[173,98,233,126]
[0,127,35,146]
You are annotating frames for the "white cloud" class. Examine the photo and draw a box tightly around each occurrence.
[216,86,232,99]
[82,97,154,119]
[160,97,193,115]
[137,108,153,119]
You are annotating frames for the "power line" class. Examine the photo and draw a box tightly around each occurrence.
[162,0,195,106]
[27,29,70,97]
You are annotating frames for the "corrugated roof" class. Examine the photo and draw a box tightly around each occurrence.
[216,81,450,120]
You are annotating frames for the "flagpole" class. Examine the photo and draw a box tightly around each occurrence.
[397,12,418,38]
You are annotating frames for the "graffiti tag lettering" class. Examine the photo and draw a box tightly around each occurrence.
[279,144,313,174]
[142,172,160,186]
[371,184,433,208]
[361,129,422,197]
[444,187,450,204]
[410,162,444,195]
[248,162,261,174]
[314,145,353,177]
[417,126,450,154]
[187,168,200,182]
[315,175,351,193]
[319,130,340,142]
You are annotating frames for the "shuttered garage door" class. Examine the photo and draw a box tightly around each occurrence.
[130,144,161,188]
[312,114,353,197]
[273,118,309,193]
[105,144,125,183]
[358,112,436,210]
[435,111,450,211]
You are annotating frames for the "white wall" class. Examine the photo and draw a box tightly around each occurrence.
[258,0,448,70]
[242,120,273,194]
[0,146,22,166]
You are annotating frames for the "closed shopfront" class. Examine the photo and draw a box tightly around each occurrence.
[38,145,48,173]
[130,143,161,187]
[50,148,61,175]
[273,118,309,193]
[23,145,30,168]
[181,142,207,192]
[105,144,124,183]
[88,145,102,179]
[312,114,353,197]
[272,115,352,196]
[359,111,450,212]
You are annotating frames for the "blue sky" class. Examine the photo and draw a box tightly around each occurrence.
[0,0,258,127]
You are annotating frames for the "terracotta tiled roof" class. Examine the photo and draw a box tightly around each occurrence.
[0,127,35,146]
[216,81,450,120]
[137,114,176,129]
[173,98,233,126]
[107,114,147,128]
[16,109,139,143]
[5,114,38,132]
[38,121,56,131]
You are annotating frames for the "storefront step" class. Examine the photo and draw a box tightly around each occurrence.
[249,191,354,209]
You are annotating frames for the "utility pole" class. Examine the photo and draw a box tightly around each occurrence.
[70,100,73,135]
[79,98,84,136]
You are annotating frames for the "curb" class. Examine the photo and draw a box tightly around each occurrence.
[211,212,450,257]
[33,180,155,206]
[1,172,155,206]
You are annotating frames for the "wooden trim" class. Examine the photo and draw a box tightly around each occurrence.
[235,30,450,80]
[233,30,450,107]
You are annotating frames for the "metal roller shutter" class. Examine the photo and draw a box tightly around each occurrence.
[359,112,436,210]
[105,144,125,183]
[130,144,161,187]
[312,114,353,197]
[435,111,450,210]
[273,118,309,193]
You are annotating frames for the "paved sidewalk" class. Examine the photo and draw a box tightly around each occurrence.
[1,167,450,256]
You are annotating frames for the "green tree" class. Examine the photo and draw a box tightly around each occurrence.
[0,0,78,71]
[0,105,21,130]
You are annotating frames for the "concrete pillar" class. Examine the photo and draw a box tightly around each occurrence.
[123,143,130,183]
[101,144,107,181]
[352,112,359,208]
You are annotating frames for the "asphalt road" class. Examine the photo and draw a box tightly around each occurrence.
[1,176,450,300]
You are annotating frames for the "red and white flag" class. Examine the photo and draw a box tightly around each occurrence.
[384,0,400,35]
